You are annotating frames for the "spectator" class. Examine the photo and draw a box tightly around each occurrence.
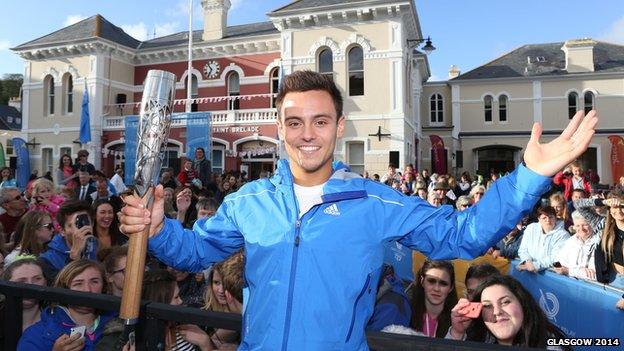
[492,218,526,260]
[167,266,207,308]
[194,147,212,190]
[410,260,457,338]
[0,186,27,244]
[568,188,588,213]
[142,269,211,350]
[381,164,401,186]
[415,181,428,200]
[103,246,127,297]
[1,258,47,331]
[74,171,96,204]
[553,160,592,201]
[175,187,198,228]
[554,210,600,280]
[455,196,473,211]
[17,259,114,351]
[372,174,380,182]
[517,206,569,273]
[420,169,431,188]
[549,192,572,232]
[160,168,179,190]
[464,263,500,301]
[366,264,411,332]
[163,187,177,219]
[29,178,65,229]
[616,176,624,193]
[469,185,486,204]
[585,168,600,187]
[427,190,442,207]
[0,167,17,188]
[448,275,569,349]
[55,154,78,190]
[196,198,218,220]
[485,172,499,190]
[109,167,126,195]
[457,172,472,197]
[202,258,240,348]
[214,179,234,205]
[433,179,454,207]
[594,192,624,290]
[39,201,97,281]
[72,149,96,175]
[90,177,119,204]
[4,211,53,266]
[178,159,198,188]
[92,199,125,252]
[400,171,417,195]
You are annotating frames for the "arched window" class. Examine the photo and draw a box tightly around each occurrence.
[318,48,333,80]
[348,46,364,96]
[568,91,578,119]
[62,74,73,114]
[498,94,508,122]
[430,94,443,123]
[584,91,594,114]
[484,95,493,122]
[270,67,279,108]
[44,75,55,116]
[227,72,240,110]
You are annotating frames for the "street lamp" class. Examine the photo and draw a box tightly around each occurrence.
[406,36,436,54]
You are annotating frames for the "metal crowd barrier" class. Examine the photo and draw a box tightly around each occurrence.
[0,281,535,351]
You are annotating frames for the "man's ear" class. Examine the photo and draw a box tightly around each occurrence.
[276,118,285,141]
[336,115,346,138]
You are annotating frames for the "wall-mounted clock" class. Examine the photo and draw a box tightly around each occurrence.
[204,61,220,79]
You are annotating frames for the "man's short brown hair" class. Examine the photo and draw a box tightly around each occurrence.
[221,250,245,303]
[275,70,343,120]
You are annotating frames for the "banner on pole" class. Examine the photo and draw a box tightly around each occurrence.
[183,112,211,160]
[12,137,30,191]
[124,116,139,185]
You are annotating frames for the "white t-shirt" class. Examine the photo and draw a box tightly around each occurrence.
[293,182,325,218]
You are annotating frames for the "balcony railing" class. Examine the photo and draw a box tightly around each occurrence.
[104,108,278,130]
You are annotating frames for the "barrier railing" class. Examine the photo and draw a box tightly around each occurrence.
[0,281,534,351]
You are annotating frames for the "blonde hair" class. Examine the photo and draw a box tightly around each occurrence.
[549,192,569,221]
[53,259,106,293]
[202,260,229,312]
[601,191,624,262]
[31,178,55,196]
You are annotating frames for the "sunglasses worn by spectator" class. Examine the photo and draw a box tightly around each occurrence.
[41,223,54,230]
[423,275,451,287]
[460,204,471,208]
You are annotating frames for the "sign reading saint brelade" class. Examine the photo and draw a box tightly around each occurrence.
[212,126,261,134]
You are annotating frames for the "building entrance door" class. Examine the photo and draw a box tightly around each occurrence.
[475,146,521,176]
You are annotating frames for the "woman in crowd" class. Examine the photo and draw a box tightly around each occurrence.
[456,172,472,197]
[4,211,54,266]
[410,260,457,338]
[455,196,472,211]
[1,258,47,331]
[29,178,65,229]
[517,206,569,273]
[0,167,17,188]
[202,260,240,348]
[469,185,486,204]
[98,246,128,351]
[215,179,235,205]
[92,199,125,253]
[554,210,599,280]
[595,192,624,291]
[175,187,198,228]
[56,154,78,190]
[414,181,428,200]
[400,171,417,195]
[448,275,569,350]
[17,259,114,350]
[143,269,213,351]
[549,192,572,232]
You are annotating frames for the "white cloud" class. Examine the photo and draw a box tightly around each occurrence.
[122,22,149,41]
[122,21,181,40]
[230,0,244,10]
[599,16,624,44]
[0,40,11,51]
[63,14,87,27]
[155,22,180,37]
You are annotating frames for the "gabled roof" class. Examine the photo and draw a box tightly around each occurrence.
[13,15,142,50]
[270,0,378,15]
[139,21,278,49]
[454,41,624,81]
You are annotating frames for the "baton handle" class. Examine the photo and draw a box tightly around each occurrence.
[120,187,154,324]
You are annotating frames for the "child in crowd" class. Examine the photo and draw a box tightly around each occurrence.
[29,178,65,230]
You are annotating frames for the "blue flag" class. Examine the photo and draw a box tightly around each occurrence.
[124,116,139,185]
[184,112,211,159]
[12,137,30,191]
[80,83,91,144]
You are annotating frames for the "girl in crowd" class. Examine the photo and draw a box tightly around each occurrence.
[92,199,125,252]
[469,185,486,204]
[17,259,115,351]
[142,269,212,351]
[448,275,569,350]
[1,258,47,331]
[215,179,234,205]
[410,260,457,338]
[0,166,17,188]
[549,192,572,232]
[595,192,624,292]
[202,260,240,348]
[56,154,78,189]
[29,178,65,229]
[4,211,54,266]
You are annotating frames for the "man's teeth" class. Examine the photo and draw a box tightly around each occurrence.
[299,146,319,151]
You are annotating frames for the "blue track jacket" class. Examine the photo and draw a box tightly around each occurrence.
[148,160,551,350]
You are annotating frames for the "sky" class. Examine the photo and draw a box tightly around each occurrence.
[0,0,623,81]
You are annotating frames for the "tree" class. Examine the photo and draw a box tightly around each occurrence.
[0,73,23,105]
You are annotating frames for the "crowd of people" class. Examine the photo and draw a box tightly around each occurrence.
[0,153,621,349]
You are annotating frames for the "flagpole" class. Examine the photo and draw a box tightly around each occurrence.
[186,0,193,113]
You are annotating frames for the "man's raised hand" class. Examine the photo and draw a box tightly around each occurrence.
[524,110,598,177]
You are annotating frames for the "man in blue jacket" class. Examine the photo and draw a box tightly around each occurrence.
[120,70,598,350]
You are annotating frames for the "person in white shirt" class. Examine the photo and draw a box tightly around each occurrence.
[109,168,126,194]
[517,206,570,273]
[553,210,599,280]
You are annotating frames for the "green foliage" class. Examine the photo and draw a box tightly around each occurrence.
[0,73,23,105]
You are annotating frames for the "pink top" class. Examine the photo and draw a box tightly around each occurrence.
[421,313,438,338]
[30,194,65,231]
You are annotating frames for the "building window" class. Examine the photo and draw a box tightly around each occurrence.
[568,92,578,119]
[186,74,199,112]
[430,93,444,123]
[212,147,224,174]
[348,46,364,96]
[6,139,13,155]
[270,68,279,108]
[62,74,74,115]
[584,91,594,114]
[347,141,365,176]
[60,147,72,159]
[42,148,53,174]
[498,94,508,122]
[318,48,333,80]
[115,94,127,115]
[44,75,55,116]
[484,95,493,122]
[227,72,240,110]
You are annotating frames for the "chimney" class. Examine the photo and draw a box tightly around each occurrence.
[448,65,461,79]
[562,38,596,73]
[8,97,21,112]
[201,0,231,41]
